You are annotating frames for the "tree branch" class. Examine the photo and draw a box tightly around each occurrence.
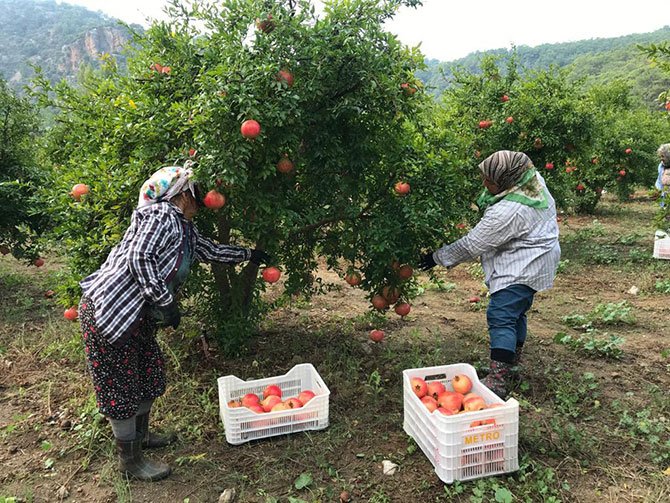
[288,171,396,237]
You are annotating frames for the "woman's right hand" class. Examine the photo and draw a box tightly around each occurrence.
[154,301,181,329]
[418,252,437,271]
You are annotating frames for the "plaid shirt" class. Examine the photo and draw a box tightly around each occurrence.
[433,173,560,294]
[80,201,251,346]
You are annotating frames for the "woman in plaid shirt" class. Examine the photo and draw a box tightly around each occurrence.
[420,151,561,398]
[78,164,270,481]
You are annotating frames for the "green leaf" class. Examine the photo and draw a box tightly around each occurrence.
[294,472,313,490]
[40,440,52,451]
[495,487,514,503]
[553,331,569,343]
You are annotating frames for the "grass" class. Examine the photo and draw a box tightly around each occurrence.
[559,213,661,270]
[656,279,670,293]
[562,301,636,329]
[553,330,625,359]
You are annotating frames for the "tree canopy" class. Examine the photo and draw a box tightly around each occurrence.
[0,78,45,258]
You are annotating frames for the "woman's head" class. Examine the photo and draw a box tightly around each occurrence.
[658,144,670,167]
[137,162,201,219]
[478,150,534,194]
[169,189,199,220]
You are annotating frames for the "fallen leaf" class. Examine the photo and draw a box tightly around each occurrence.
[56,485,69,499]
[218,488,236,503]
[382,459,398,475]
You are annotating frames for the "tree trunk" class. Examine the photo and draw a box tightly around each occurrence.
[209,213,263,354]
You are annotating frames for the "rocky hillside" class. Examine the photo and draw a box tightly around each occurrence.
[0,0,138,91]
[60,26,130,74]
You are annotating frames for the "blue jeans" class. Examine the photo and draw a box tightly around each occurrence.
[487,284,536,354]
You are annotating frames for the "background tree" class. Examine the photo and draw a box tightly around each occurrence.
[0,78,45,260]
[584,81,668,209]
[438,53,670,214]
[439,55,596,211]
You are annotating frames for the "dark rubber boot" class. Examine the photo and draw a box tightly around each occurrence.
[136,412,176,449]
[481,360,515,399]
[116,435,171,481]
[510,345,524,382]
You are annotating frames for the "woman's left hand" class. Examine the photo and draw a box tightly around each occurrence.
[154,301,181,329]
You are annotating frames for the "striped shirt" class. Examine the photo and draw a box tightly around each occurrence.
[80,201,251,346]
[433,173,560,294]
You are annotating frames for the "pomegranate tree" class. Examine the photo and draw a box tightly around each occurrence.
[35,0,475,353]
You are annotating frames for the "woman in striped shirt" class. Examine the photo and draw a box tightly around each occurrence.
[419,151,561,398]
[79,164,270,481]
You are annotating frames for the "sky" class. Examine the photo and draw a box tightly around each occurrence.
[56,0,670,62]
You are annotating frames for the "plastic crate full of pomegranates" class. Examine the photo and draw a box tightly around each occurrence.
[218,363,330,445]
[403,363,519,483]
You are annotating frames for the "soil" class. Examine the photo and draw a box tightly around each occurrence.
[1,194,669,503]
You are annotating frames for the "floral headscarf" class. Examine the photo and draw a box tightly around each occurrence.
[137,162,196,208]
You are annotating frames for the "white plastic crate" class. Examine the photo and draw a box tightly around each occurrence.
[653,229,670,259]
[217,363,330,445]
[403,363,519,483]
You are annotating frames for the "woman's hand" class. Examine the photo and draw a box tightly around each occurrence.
[418,252,437,271]
[154,301,181,329]
[250,249,272,266]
